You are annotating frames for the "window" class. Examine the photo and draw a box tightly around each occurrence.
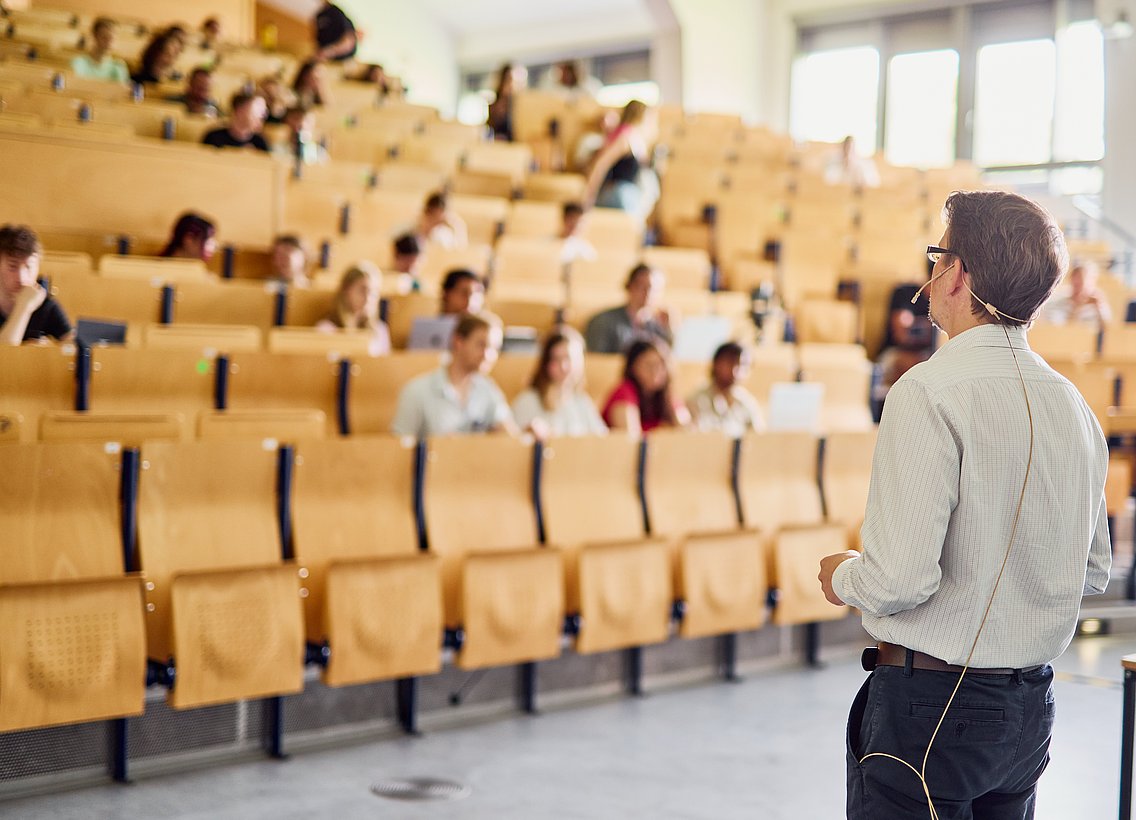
[1054,20,1104,162]
[972,39,1057,167]
[789,46,880,152]
[884,49,959,168]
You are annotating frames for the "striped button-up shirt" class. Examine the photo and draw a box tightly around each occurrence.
[832,323,1111,668]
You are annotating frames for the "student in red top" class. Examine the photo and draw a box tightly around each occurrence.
[602,338,689,435]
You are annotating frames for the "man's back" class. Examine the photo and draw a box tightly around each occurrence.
[841,324,1110,667]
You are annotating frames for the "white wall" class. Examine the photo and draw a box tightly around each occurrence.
[667,0,765,121]
[1102,32,1136,238]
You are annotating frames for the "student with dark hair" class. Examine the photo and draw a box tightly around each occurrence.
[584,99,660,220]
[165,67,219,117]
[560,200,596,263]
[390,314,515,437]
[159,212,217,262]
[601,338,688,435]
[416,191,467,249]
[512,328,606,437]
[72,17,129,83]
[313,1,358,62]
[269,234,310,287]
[487,62,525,142]
[390,233,423,291]
[0,225,72,346]
[440,269,485,316]
[584,263,672,353]
[686,342,763,436]
[276,106,325,165]
[292,59,328,109]
[131,32,179,85]
[202,93,269,152]
[201,17,222,50]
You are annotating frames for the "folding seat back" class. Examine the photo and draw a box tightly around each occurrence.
[579,207,644,255]
[422,435,562,668]
[642,429,765,638]
[266,327,376,358]
[464,142,533,186]
[0,345,78,442]
[796,299,860,345]
[0,443,145,730]
[800,362,874,433]
[89,347,216,435]
[505,200,561,238]
[143,323,262,354]
[346,351,444,434]
[376,160,450,195]
[538,435,670,652]
[521,172,586,203]
[1028,323,1099,363]
[489,353,539,402]
[385,293,443,350]
[224,350,343,436]
[172,280,280,332]
[822,429,878,549]
[568,251,640,290]
[641,246,712,291]
[417,243,492,293]
[582,353,624,407]
[493,235,565,286]
[50,267,165,327]
[98,255,214,285]
[137,440,304,708]
[291,437,442,685]
[197,409,328,442]
[448,194,509,246]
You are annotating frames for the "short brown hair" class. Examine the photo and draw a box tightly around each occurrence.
[0,225,42,260]
[943,190,1068,326]
[92,17,116,36]
[453,313,498,341]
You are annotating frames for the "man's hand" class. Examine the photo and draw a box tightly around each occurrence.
[14,283,46,313]
[818,551,859,606]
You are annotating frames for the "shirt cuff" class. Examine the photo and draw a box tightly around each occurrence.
[830,554,860,607]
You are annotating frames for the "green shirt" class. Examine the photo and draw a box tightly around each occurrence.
[70,54,130,84]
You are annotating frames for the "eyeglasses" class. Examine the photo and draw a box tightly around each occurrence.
[926,245,967,270]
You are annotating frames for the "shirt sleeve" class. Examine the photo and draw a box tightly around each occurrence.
[1084,494,1112,594]
[390,381,424,438]
[490,383,512,428]
[584,311,611,353]
[831,378,960,615]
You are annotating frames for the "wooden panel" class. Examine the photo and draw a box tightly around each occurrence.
[771,526,849,626]
[575,540,671,654]
[0,131,281,246]
[225,350,342,436]
[173,280,280,331]
[89,347,217,421]
[197,409,326,442]
[822,429,878,549]
[40,411,187,444]
[143,323,262,353]
[266,327,376,358]
[677,532,766,639]
[642,429,738,538]
[0,442,123,583]
[0,345,78,441]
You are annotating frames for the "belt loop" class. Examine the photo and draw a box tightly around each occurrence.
[903,648,914,678]
[1012,668,1023,685]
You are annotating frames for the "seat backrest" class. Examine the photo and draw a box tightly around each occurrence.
[385,293,442,350]
[0,442,124,584]
[197,409,327,442]
[98,255,213,284]
[0,345,77,440]
[137,440,282,658]
[266,327,375,358]
[173,280,279,332]
[417,243,492,292]
[643,429,738,539]
[799,362,874,433]
[640,246,712,291]
[539,434,645,547]
[1029,322,1100,362]
[736,431,823,535]
[796,299,860,345]
[50,267,164,325]
[505,201,561,238]
[490,353,539,402]
[422,434,538,622]
[225,350,343,435]
[582,353,624,407]
[347,351,444,434]
[89,347,216,424]
[821,429,878,546]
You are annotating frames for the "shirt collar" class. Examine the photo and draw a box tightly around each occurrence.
[932,323,1031,360]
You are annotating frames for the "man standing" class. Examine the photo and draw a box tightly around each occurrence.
[313,1,357,63]
[818,191,1111,819]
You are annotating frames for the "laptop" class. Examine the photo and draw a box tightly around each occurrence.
[670,314,733,362]
[766,382,824,432]
[407,315,458,351]
[76,317,128,347]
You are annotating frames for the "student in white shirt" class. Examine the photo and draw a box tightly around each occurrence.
[416,192,468,250]
[512,328,606,438]
[685,342,763,437]
[391,314,516,438]
[1039,259,1112,328]
[71,18,130,84]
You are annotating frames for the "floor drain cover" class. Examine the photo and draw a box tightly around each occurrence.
[370,777,472,802]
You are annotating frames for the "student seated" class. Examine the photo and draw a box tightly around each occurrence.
[131,32,179,86]
[71,17,130,84]
[315,264,390,356]
[159,212,218,263]
[584,263,673,354]
[258,75,294,125]
[416,192,468,250]
[274,106,326,165]
[686,342,763,436]
[0,225,73,346]
[390,233,423,292]
[1040,259,1112,329]
[165,67,220,117]
[202,92,270,152]
[292,60,330,109]
[876,283,935,394]
[559,201,597,264]
[200,17,222,50]
[440,269,485,316]
[391,314,516,438]
[602,339,689,435]
[512,328,606,437]
[269,234,311,288]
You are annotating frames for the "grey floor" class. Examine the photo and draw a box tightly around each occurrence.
[4,636,1132,820]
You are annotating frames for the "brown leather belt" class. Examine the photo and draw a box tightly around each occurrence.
[873,641,1036,676]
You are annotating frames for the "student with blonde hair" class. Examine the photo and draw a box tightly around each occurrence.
[316,264,390,355]
[512,328,606,437]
